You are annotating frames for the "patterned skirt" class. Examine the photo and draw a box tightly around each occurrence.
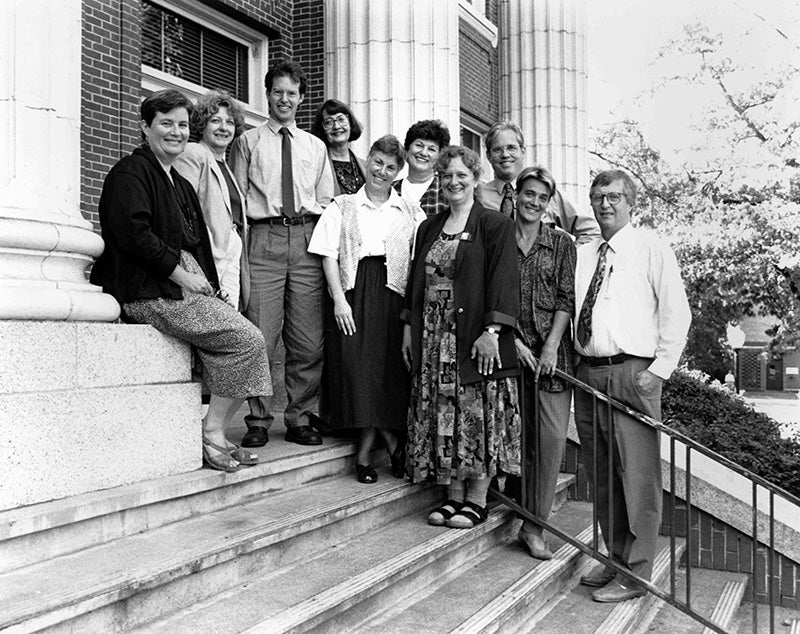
[123,251,271,399]
[406,234,521,485]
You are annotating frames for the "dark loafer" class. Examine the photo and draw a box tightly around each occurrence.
[591,579,646,603]
[580,567,617,587]
[241,426,269,448]
[285,424,323,446]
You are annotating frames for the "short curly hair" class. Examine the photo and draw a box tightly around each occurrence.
[368,135,406,171]
[190,89,246,141]
[403,119,450,151]
[436,145,482,181]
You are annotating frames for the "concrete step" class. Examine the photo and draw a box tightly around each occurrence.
[0,468,432,633]
[529,536,687,634]
[646,569,749,633]
[0,430,365,575]
[369,501,595,634]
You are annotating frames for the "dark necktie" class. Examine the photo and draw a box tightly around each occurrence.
[279,127,296,216]
[500,181,515,220]
[576,242,609,348]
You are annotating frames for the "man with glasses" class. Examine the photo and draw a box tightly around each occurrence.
[478,121,598,244]
[573,169,691,602]
[230,60,334,448]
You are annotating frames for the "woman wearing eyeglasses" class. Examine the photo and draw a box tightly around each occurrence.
[311,99,366,196]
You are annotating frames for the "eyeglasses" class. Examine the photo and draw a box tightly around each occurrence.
[322,114,349,130]
[589,192,626,206]
[489,144,522,157]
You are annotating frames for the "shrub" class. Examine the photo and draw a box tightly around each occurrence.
[662,367,800,498]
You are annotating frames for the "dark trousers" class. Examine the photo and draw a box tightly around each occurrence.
[574,357,662,581]
[245,221,324,429]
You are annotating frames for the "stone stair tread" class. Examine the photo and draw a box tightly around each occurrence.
[646,569,747,634]
[0,468,418,631]
[529,535,684,634]
[353,501,595,634]
[134,507,500,633]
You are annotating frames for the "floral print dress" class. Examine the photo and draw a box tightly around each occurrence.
[407,232,521,485]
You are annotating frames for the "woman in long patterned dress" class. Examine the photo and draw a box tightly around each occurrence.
[402,146,522,528]
[309,135,425,483]
[90,89,271,473]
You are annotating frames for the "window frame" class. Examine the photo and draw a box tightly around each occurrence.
[140,0,268,127]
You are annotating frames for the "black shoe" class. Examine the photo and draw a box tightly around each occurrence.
[285,424,323,446]
[241,426,269,448]
[307,412,333,435]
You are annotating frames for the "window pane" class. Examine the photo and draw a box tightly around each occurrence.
[141,1,248,102]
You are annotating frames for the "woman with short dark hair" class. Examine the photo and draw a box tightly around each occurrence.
[309,135,425,483]
[311,99,366,195]
[91,89,270,472]
[393,119,450,217]
[402,145,522,527]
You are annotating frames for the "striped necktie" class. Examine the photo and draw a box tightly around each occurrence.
[576,242,609,348]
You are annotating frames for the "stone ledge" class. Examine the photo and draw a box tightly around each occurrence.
[0,321,191,393]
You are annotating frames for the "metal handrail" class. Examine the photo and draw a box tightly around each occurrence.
[492,365,798,634]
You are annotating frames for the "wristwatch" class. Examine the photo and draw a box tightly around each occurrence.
[484,326,499,335]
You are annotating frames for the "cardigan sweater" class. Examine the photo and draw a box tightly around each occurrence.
[402,201,520,385]
[91,147,219,304]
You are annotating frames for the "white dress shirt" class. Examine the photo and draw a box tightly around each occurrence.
[574,222,691,379]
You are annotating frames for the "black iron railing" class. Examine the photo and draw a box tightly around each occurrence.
[491,367,800,634]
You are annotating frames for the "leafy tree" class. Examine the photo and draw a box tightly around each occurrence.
[589,18,800,380]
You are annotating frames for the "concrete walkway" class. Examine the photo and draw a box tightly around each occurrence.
[741,390,800,438]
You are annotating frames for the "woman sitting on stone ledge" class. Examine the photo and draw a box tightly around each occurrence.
[90,89,271,473]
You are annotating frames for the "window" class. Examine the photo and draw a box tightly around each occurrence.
[140,0,269,126]
[460,114,491,176]
[142,1,248,102]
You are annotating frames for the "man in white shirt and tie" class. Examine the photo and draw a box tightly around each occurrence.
[478,121,598,244]
[573,169,691,602]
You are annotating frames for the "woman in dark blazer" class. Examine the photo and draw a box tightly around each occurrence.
[401,145,521,528]
[91,89,270,472]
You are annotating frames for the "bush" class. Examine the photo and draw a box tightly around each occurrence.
[662,367,800,498]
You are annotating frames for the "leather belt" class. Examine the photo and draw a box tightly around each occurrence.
[248,215,317,227]
[581,353,652,367]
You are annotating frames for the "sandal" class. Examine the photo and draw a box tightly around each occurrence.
[228,443,258,466]
[390,442,406,479]
[356,464,378,484]
[203,437,241,473]
[427,500,463,526]
[446,501,488,529]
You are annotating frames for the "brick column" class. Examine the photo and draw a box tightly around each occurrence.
[498,0,589,205]
[0,0,119,321]
[323,0,461,157]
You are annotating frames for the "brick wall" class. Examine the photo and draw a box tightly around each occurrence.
[458,20,498,127]
[292,0,325,130]
[81,0,142,228]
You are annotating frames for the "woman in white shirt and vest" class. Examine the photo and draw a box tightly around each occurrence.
[309,135,426,484]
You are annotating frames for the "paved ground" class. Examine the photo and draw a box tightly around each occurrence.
[741,390,800,438]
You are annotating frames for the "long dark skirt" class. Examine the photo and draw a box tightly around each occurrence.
[322,256,409,431]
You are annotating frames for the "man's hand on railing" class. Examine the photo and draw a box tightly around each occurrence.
[536,341,558,380]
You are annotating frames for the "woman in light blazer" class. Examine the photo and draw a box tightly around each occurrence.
[174,89,249,310]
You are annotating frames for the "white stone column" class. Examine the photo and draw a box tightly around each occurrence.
[323,0,461,159]
[0,0,119,321]
[498,0,589,206]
